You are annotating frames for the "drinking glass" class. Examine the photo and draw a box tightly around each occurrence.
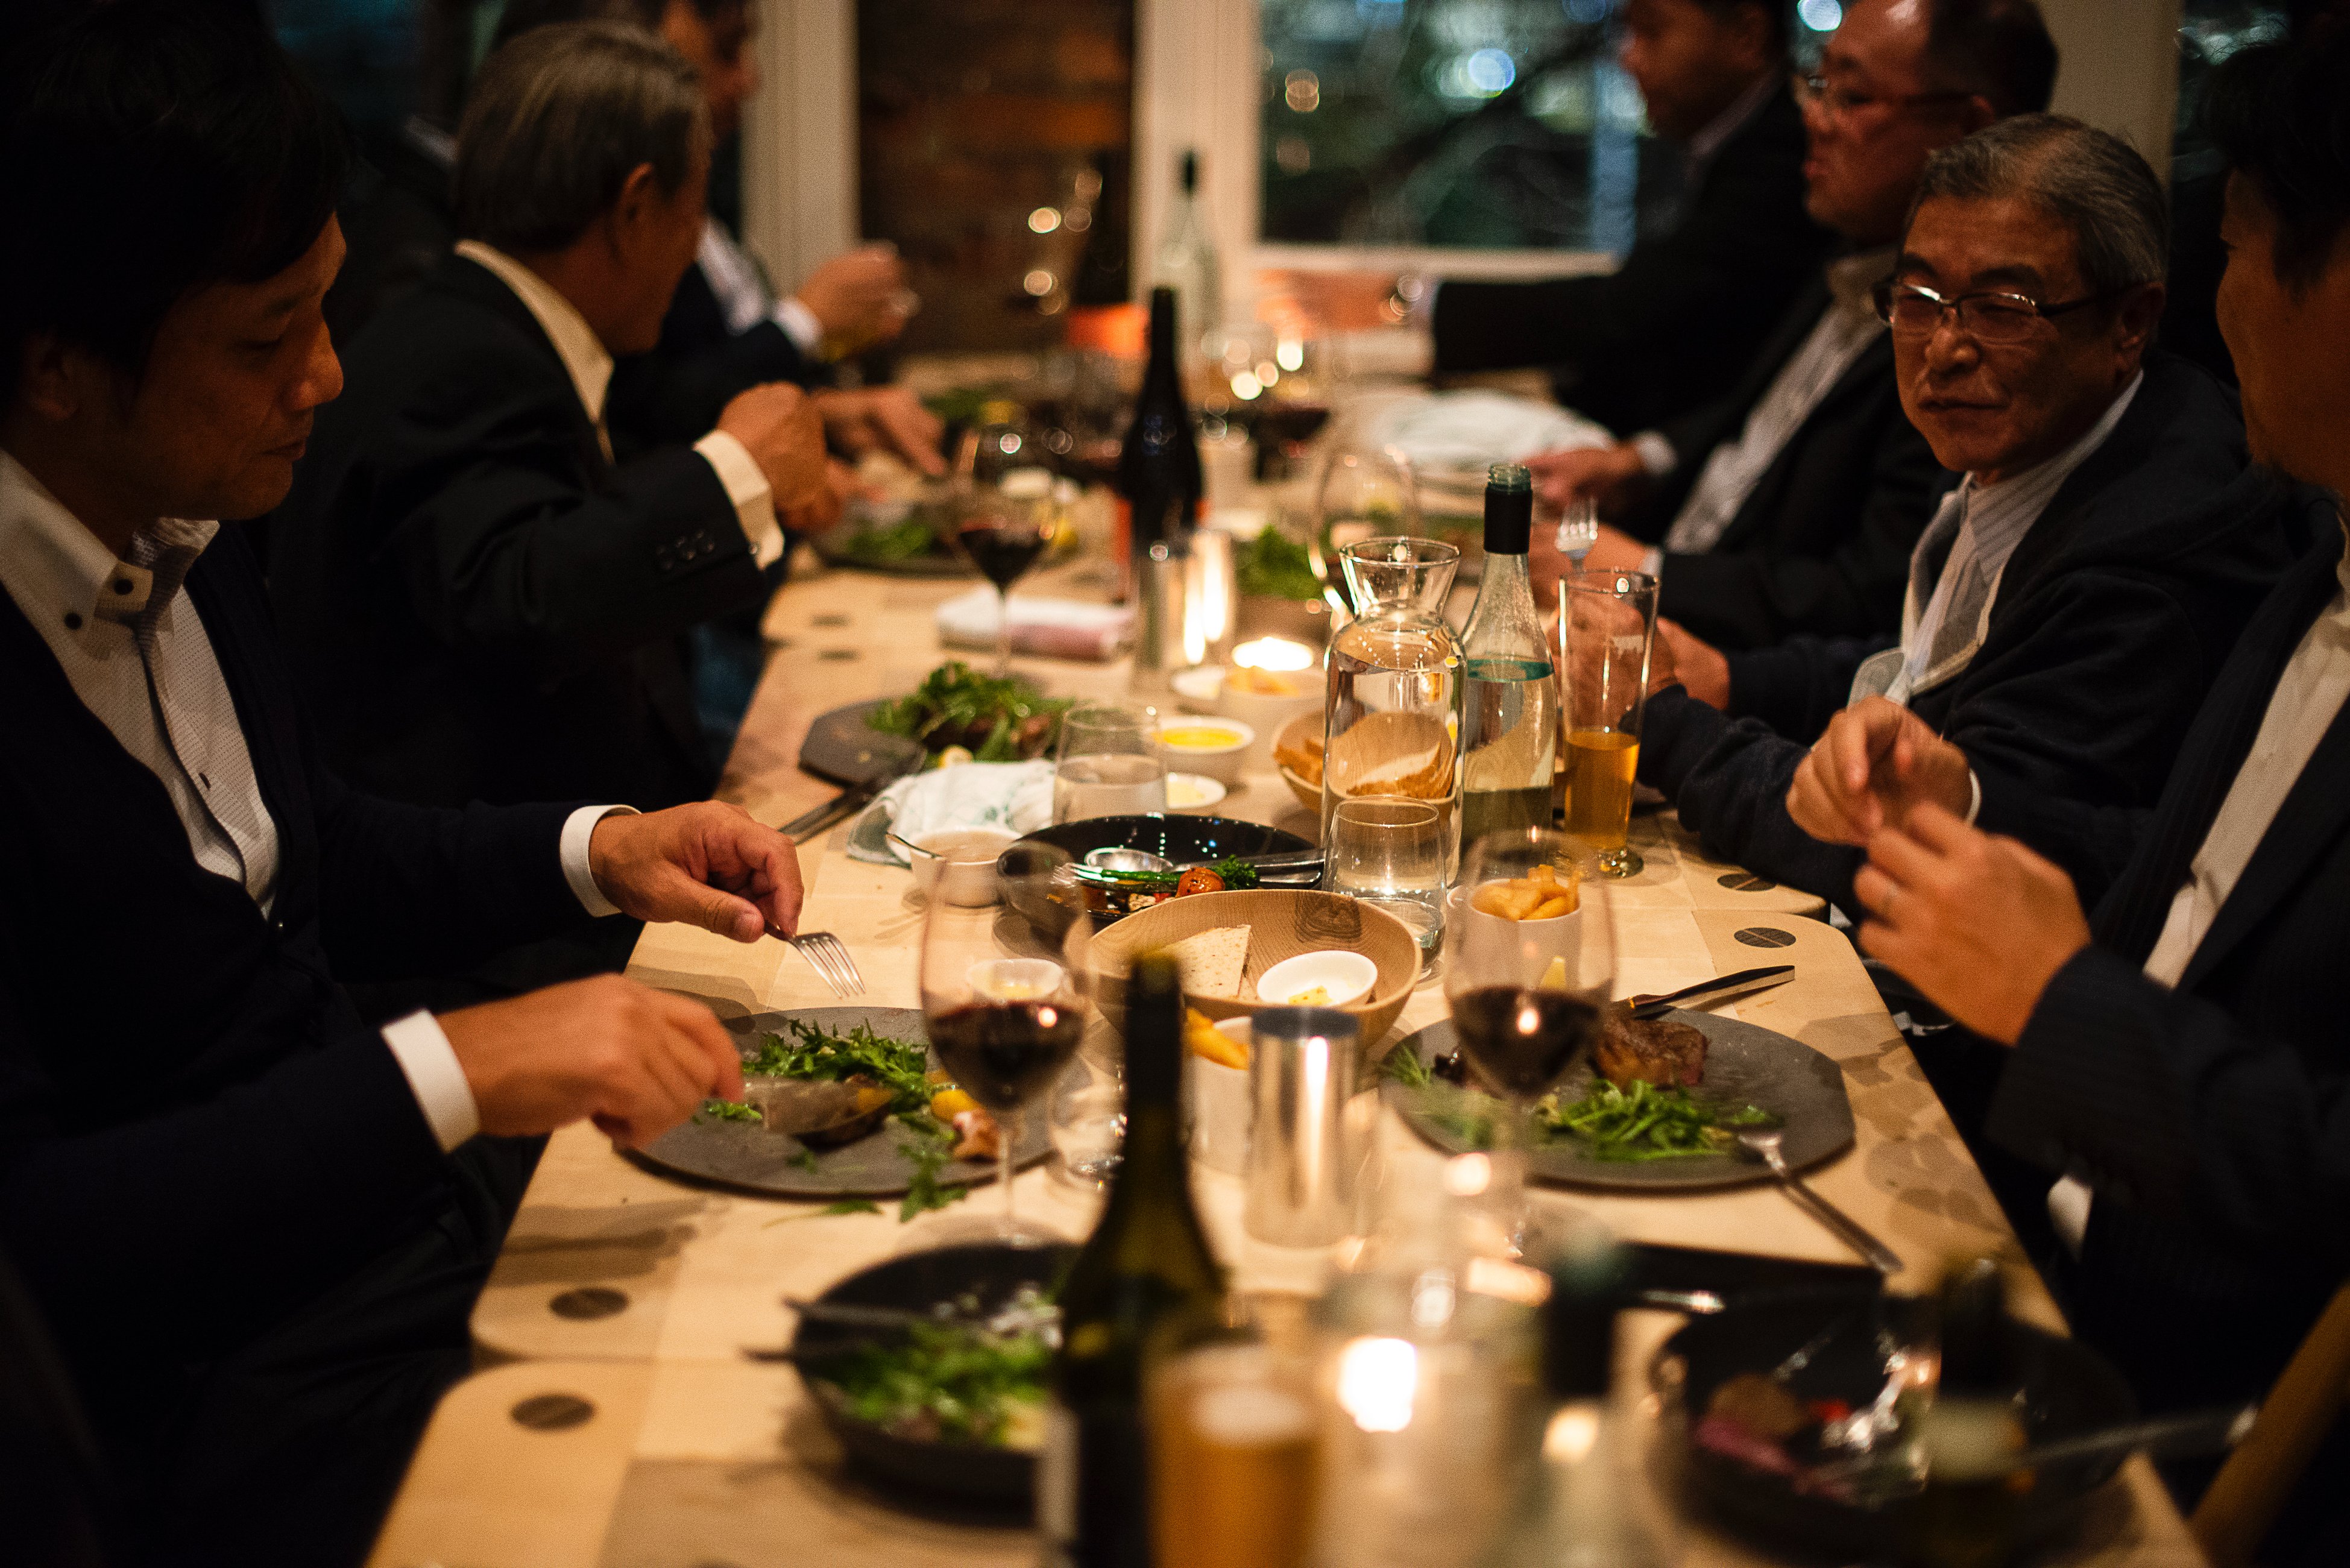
[951,414,1062,676]
[1447,828,1615,1256]
[1149,1317,1319,1568]
[1310,446,1420,619]
[1557,570,1659,878]
[1324,798,1447,961]
[1053,701,1168,822]
[918,869,1092,1244]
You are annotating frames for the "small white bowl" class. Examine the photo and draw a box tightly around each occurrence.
[1186,1018,1253,1176]
[1254,949,1378,1010]
[1165,772,1229,811]
[1169,664,1224,711]
[1156,716,1255,786]
[909,828,1017,905]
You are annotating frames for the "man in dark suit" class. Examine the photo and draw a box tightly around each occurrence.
[274,21,838,816]
[1838,38,2350,1563]
[1529,0,2059,650]
[0,8,808,1562]
[1428,0,1832,436]
[1634,118,2296,918]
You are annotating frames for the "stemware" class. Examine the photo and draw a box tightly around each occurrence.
[1309,446,1420,619]
[1558,570,1659,877]
[1446,828,1616,1256]
[917,866,1093,1244]
[950,414,1062,676]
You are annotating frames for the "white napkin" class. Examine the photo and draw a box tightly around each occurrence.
[935,587,1133,663]
[848,759,1056,866]
[1362,389,1614,470]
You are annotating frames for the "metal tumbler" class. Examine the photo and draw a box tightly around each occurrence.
[1243,1006,1363,1247]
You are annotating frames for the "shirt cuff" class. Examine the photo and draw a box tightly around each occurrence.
[561,804,638,918]
[1631,431,1677,477]
[383,1010,480,1153]
[773,294,826,356]
[692,430,785,568]
[1964,768,1983,826]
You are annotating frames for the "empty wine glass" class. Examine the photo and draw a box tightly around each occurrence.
[1053,701,1168,822]
[918,866,1092,1244]
[951,414,1062,676]
[1310,446,1420,619]
[1446,828,1616,1256]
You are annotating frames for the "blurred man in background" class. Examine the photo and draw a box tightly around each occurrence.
[1527,0,2057,651]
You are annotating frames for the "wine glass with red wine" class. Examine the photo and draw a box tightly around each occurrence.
[918,865,1092,1243]
[951,415,1062,676]
[1446,828,1616,1256]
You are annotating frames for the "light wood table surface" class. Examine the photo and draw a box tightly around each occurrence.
[369,554,2203,1567]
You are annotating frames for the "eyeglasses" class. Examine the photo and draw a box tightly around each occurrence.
[1797,71,1979,122]
[1872,280,2109,345]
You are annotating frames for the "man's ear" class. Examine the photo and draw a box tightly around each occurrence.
[606,162,663,262]
[11,333,83,424]
[2113,280,2166,360]
[1733,1,1778,74]
[1958,95,1997,136]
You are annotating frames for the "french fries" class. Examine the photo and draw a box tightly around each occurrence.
[1470,862,1580,922]
[1184,1007,1249,1069]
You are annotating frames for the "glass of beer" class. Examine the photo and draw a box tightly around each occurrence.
[1557,570,1658,877]
[1148,1326,1319,1568]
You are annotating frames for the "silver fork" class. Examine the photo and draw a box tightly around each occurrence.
[1554,496,1600,567]
[773,928,865,997]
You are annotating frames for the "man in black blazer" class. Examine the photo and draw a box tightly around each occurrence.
[1529,0,2059,650]
[0,8,808,1562]
[1842,39,2350,1561]
[1429,0,1832,436]
[1637,119,2297,918]
[273,21,837,815]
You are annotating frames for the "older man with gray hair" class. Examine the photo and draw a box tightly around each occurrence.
[274,21,833,831]
[1630,115,2301,927]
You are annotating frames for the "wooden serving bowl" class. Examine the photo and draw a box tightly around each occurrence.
[1088,888,1421,1054]
[1273,711,1323,813]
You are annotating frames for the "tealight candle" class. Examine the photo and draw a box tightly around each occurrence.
[1232,635,1315,673]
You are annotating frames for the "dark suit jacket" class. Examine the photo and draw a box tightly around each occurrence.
[605,250,827,461]
[1979,517,2350,1552]
[0,525,593,1497]
[1618,274,1949,650]
[1432,80,1833,436]
[272,254,769,812]
[1639,356,2298,913]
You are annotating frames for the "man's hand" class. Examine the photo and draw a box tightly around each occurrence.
[1654,617,1730,707]
[439,975,745,1148]
[814,386,947,476]
[1786,696,1974,846]
[1851,804,2091,1045]
[1527,442,1650,515]
[590,801,805,942]
[717,382,839,535]
[794,244,913,350]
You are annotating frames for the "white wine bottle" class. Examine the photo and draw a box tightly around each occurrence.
[1039,952,1224,1567]
[1460,463,1558,848]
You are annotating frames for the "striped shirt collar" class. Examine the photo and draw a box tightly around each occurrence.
[454,239,614,423]
[0,447,218,653]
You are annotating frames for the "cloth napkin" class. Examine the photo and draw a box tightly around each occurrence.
[935,587,1133,663]
[847,759,1056,866]
[1361,389,1614,470]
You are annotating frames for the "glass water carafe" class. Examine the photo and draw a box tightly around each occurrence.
[1321,538,1464,910]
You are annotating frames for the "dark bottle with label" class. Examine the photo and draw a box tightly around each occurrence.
[1115,286,1203,594]
[1039,952,1223,1567]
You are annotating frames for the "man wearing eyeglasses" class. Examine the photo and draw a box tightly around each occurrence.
[1528,0,2056,651]
[1627,116,2296,935]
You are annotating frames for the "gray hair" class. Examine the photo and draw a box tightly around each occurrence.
[454,20,708,254]
[1907,115,2169,298]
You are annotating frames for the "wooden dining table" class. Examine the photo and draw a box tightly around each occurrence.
[364,541,2208,1568]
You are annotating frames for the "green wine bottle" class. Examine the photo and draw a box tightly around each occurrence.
[1040,951,1225,1567]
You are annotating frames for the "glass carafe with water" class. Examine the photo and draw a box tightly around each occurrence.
[1321,538,1463,937]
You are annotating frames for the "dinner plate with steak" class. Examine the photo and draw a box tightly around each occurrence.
[1381,1007,1854,1191]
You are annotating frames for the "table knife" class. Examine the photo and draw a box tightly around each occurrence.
[1624,964,1794,1019]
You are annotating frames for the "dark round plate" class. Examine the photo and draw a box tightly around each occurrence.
[1000,814,1315,929]
[792,1241,1079,1505]
[1380,1009,1855,1190]
[1658,1295,2135,1557]
[628,1007,1056,1198]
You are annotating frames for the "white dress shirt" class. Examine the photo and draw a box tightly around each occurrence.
[1649,248,1897,561]
[697,219,827,356]
[454,241,784,570]
[2049,514,2350,1252]
[0,449,630,1154]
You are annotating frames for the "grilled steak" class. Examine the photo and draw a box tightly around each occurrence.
[1594,1012,1707,1088]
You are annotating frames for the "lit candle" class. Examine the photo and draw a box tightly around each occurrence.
[1232,635,1316,673]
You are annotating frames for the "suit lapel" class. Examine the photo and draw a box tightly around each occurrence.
[436,256,613,482]
[2095,534,2345,958]
[1708,330,1894,553]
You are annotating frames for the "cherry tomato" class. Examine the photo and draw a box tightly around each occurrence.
[1176,867,1226,897]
